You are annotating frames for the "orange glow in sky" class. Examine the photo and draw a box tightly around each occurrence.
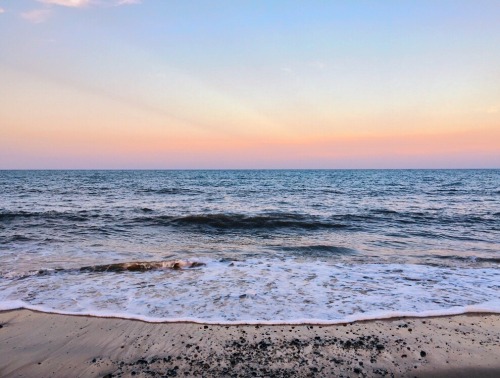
[1,1,499,168]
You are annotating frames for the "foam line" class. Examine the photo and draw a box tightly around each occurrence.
[1,300,499,325]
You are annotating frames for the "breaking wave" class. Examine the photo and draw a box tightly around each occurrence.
[1,260,205,280]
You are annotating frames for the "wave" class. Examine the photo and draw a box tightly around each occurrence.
[138,188,201,195]
[432,255,500,264]
[79,260,205,273]
[0,234,33,244]
[0,210,91,223]
[1,259,498,325]
[368,209,498,226]
[275,245,357,256]
[2,208,496,230]
[3,260,205,280]
[133,213,349,231]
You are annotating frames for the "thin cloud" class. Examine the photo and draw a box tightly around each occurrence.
[36,0,141,7]
[115,0,141,4]
[21,9,52,23]
[486,106,498,114]
[308,61,327,70]
[0,7,5,14]
[37,0,91,7]
[22,0,139,24]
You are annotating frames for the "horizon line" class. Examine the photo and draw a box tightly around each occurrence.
[1,168,498,171]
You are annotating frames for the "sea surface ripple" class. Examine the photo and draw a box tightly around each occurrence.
[0,170,498,323]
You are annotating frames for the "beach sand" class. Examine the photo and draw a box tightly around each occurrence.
[0,310,498,377]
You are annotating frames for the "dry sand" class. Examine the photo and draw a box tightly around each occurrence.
[0,310,498,377]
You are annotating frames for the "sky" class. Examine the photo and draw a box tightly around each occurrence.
[0,0,499,169]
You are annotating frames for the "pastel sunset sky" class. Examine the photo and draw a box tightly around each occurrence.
[1,0,499,168]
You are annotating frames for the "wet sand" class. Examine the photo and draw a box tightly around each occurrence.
[0,310,498,377]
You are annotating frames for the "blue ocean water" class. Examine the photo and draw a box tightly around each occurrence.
[0,170,498,323]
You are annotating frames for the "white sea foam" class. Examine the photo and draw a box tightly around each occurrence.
[1,258,498,324]
[0,301,499,325]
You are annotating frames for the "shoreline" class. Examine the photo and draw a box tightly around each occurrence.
[1,310,499,377]
[1,302,499,325]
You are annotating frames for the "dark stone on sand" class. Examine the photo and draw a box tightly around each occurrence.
[376,344,385,350]
[420,350,427,357]
[373,368,389,376]
[258,341,270,350]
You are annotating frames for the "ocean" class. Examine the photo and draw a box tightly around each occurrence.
[0,169,498,324]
